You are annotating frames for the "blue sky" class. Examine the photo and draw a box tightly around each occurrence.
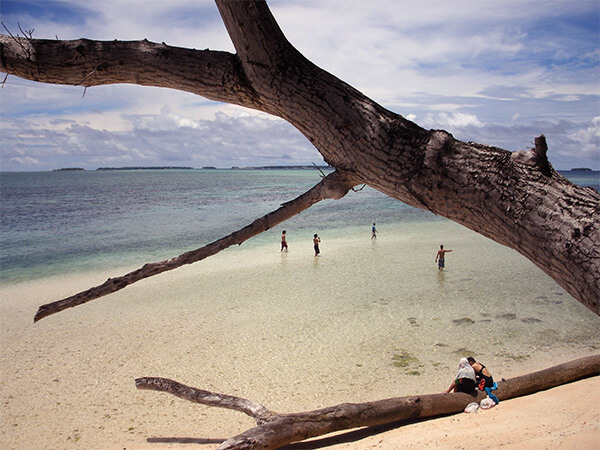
[1,0,599,171]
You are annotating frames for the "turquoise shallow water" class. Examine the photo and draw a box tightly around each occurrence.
[1,168,597,359]
[2,169,596,284]
[0,169,439,282]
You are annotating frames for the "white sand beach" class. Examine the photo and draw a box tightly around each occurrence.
[1,234,599,449]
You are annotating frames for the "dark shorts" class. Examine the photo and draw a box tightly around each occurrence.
[314,245,320,254]
[456,378,476,393]
[479,375,494,388]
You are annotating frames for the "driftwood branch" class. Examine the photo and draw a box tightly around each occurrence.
[135,355,600,449]
[34,170,357,322]
[0,34,262,109]
[135,378,277,424]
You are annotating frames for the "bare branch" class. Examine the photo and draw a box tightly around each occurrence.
[1,22,15,39]
[1,22,31,59]
[135,378,276,424]
[0,35,262,109]
[34,170,357,322]
[76,68,97,86]
[312,162,327,178]
[17,22,34,40]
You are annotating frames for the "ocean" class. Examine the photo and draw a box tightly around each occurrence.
[0,168,598,448]
[2,169,597,283]
[0,168,447,282]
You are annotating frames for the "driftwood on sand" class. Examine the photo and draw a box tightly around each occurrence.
[135,355,600,449]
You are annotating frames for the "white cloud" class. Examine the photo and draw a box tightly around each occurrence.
[423,112,484,129]
[0,107,321,170]
[568,117,600,162]
[7,155,41,166]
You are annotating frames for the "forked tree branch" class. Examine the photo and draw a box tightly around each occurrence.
[34,170,357,322]
[135,378,277,424]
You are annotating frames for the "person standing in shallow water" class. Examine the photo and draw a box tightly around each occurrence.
[313,234,321,256]
[281,230,288,252]
[371,223,378,239]
[435,244,453,271]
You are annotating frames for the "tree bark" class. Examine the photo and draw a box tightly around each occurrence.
[1,1,598,314]
[135,354,600,449]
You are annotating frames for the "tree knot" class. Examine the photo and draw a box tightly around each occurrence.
[407,396,422,405]
[510,134,552,176]
[319,170,358,200]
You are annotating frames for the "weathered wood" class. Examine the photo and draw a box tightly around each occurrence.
[135,355,600,449]
[2,1,598,315]
[33,170,356,321]
[135,377,278,424]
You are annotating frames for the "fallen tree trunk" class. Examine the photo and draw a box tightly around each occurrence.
[136,354,600,449]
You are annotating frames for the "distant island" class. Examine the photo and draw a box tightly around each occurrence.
[571,168,592,172]
[96,166,194,171]
[231,165,331,170]
[52,165,332,172]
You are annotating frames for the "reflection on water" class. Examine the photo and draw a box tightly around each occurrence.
[437,269,445,287]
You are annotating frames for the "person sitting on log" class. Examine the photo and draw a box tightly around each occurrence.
[445,357,477,393]
[467,356,494,389]
[468,356,499,403]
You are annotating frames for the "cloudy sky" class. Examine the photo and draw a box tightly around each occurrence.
[1,0,598,171]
